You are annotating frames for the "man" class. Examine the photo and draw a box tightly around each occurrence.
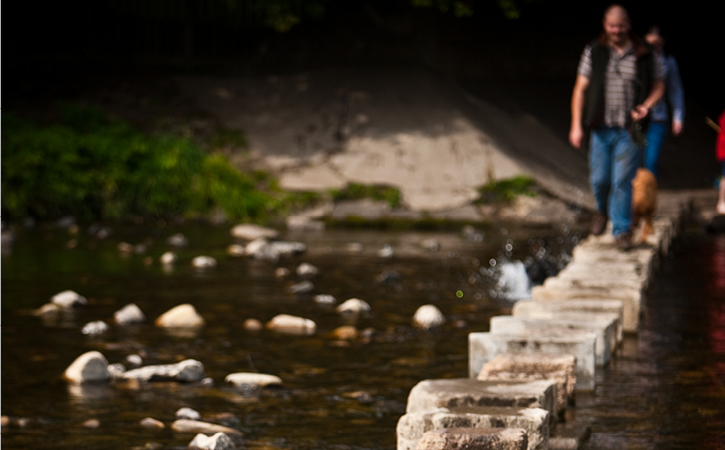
[570,4,665,250]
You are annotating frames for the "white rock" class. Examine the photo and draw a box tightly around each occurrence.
[81,320,110,335]
[314,294,337,305]
[286,216,325,231]
[64,351,110,384]
[192,256,217,269]
[377,244,394,258]
[244,238,279,261]
[296,263,319,277]
[227,244,245,257]
[172,420,241,434]
[114,303,146,325]
[176,407,201,421]
[275,267,291,278]
[108,363,126,379]
[288,280,314,294]
[412,305,445,329]
[189,432,237,450]
[155,304,205,328]
[52,290,87,308]
[336,298,371,316]
[167,233,189,247]
[140,417,165,429]
[270,241,306,256]
[230,224,279,241]
[243,318,263,331]
[123,359,205,382]
[125,354,143,367]
[33,302,60,318]
[160,251,178,265]
[225,372,283,388]
[266,314,317,335]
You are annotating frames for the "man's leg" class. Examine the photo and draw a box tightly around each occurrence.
[589,128,613,217]
[609,128,642,237]
[644,120,667,178]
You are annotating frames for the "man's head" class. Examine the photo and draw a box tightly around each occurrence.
[602,4,631,47]
[645,26,665,52]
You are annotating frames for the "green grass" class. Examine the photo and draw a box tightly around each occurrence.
[477,175,537,204]
[1,106,318,222]
[329,183,401,208]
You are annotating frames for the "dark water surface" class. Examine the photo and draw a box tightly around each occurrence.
[579,232,725,450]
[3,223,724,449]
[1,221,576,450]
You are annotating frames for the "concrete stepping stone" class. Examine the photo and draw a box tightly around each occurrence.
[530,283,642,333]
[469,332,597,391]
[477,353,576,418]
[405,378,557,421]
[397,406,549,450]
[542,273,646,293]
[512,300,623,345]
[556,262,649,290]
[415,427,528,450]
[489,315,614,366]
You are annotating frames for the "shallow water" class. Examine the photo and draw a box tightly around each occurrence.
[1,221,577,450]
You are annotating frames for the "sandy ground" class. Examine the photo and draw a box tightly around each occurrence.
[175,66,597,213]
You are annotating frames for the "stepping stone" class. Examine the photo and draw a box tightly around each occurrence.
[397,406,549,450]
[477,353,576,418]
[415,427,528,450]
[542,273,646,293]
[469,332,597,391]
[555,262,649,290]
[530,284,641,333]
[405,378,557,420]
[512,300,623,347]
[549,420,592,450]
[489,315,615,366]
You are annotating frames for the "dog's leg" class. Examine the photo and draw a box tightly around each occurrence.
[641,216,653,243]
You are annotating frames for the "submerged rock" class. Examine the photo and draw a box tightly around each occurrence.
[192,256,217,269]
[171,419,241,435]
[160,251,178,265]
[64,351,110,384]
[412,305,445,329]
[275,267,291,278]
[314,294,337,305]
[51,290,87,308]
[122,359,205,383]
[108,363,126,379]
[243,318,263,331]
[226,244,245,257]
[114,303,146,325]
[286,215,325,232]
[288,280,314,294]
[83,418,100,428]
[225,373,283,388]
[189,432,237,450]
[332,326,358,340]
[230,224,279,241]
[156,304,205,328]
[296,262,319,277]
[336,298,371,317]
[176,407,202,421]
[82,320,110,335]
[266,314,316,335]
[33,303,60,318]
[125,354,143,367]
[140,417,165,430]
[167,233,189,247]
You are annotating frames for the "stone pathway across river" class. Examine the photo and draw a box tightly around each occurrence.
[395,190,715,450]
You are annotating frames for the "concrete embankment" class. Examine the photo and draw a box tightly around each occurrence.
[395,191,713,450]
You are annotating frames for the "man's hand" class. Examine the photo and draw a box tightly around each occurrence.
[631,104,650,122]
[672,119,683,136]
[569,125,584,149]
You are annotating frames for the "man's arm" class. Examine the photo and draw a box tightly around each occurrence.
[667,57,685,136]
[631,79,665,122]
[569,74,590,149]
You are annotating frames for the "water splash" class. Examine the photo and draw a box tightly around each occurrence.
[494,260,531,301]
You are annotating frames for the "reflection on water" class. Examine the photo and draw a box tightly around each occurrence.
[1,221,576,449]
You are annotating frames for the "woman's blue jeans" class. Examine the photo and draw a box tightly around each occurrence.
[644,120,668,178]
[589,127,642,237]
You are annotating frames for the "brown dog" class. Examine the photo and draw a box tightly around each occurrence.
[632,168,657,242]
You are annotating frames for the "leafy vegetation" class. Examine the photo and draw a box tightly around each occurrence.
[477,175,537,203]
[329,183,402,208]
[1,106,318,222]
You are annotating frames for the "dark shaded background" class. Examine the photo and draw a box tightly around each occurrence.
[4,0,723,188]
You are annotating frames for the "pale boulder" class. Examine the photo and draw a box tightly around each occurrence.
[266,314,317,335]
[64,351,110,384]
[122,359,205,382]
[225,372,283,388]
[114,303,146,325]
[337,298,371,316]
[192,256,217,269]
[188,432,237,450]
[155,304,205,328]
[230,224,279,241]
[412,305,445,329]
[160,251,178,265]
[52,290,87,308]
[171,419,241,435]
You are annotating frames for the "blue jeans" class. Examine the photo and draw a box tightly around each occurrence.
[590,127,642,237]
[645,120,668,178]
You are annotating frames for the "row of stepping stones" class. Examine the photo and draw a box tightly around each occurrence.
[396,197,687,450]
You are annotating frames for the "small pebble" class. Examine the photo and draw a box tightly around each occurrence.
[126,354,143,367]
[243,318,263,331]
[176,407,201,421]
[83,419,100,428]
[274,267,290,278]
[140,417,165,430]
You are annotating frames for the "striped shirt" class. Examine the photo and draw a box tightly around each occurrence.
[577,44,664,128]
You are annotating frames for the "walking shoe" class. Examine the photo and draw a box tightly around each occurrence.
[591,213,607,236]
[615,232,633,251]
